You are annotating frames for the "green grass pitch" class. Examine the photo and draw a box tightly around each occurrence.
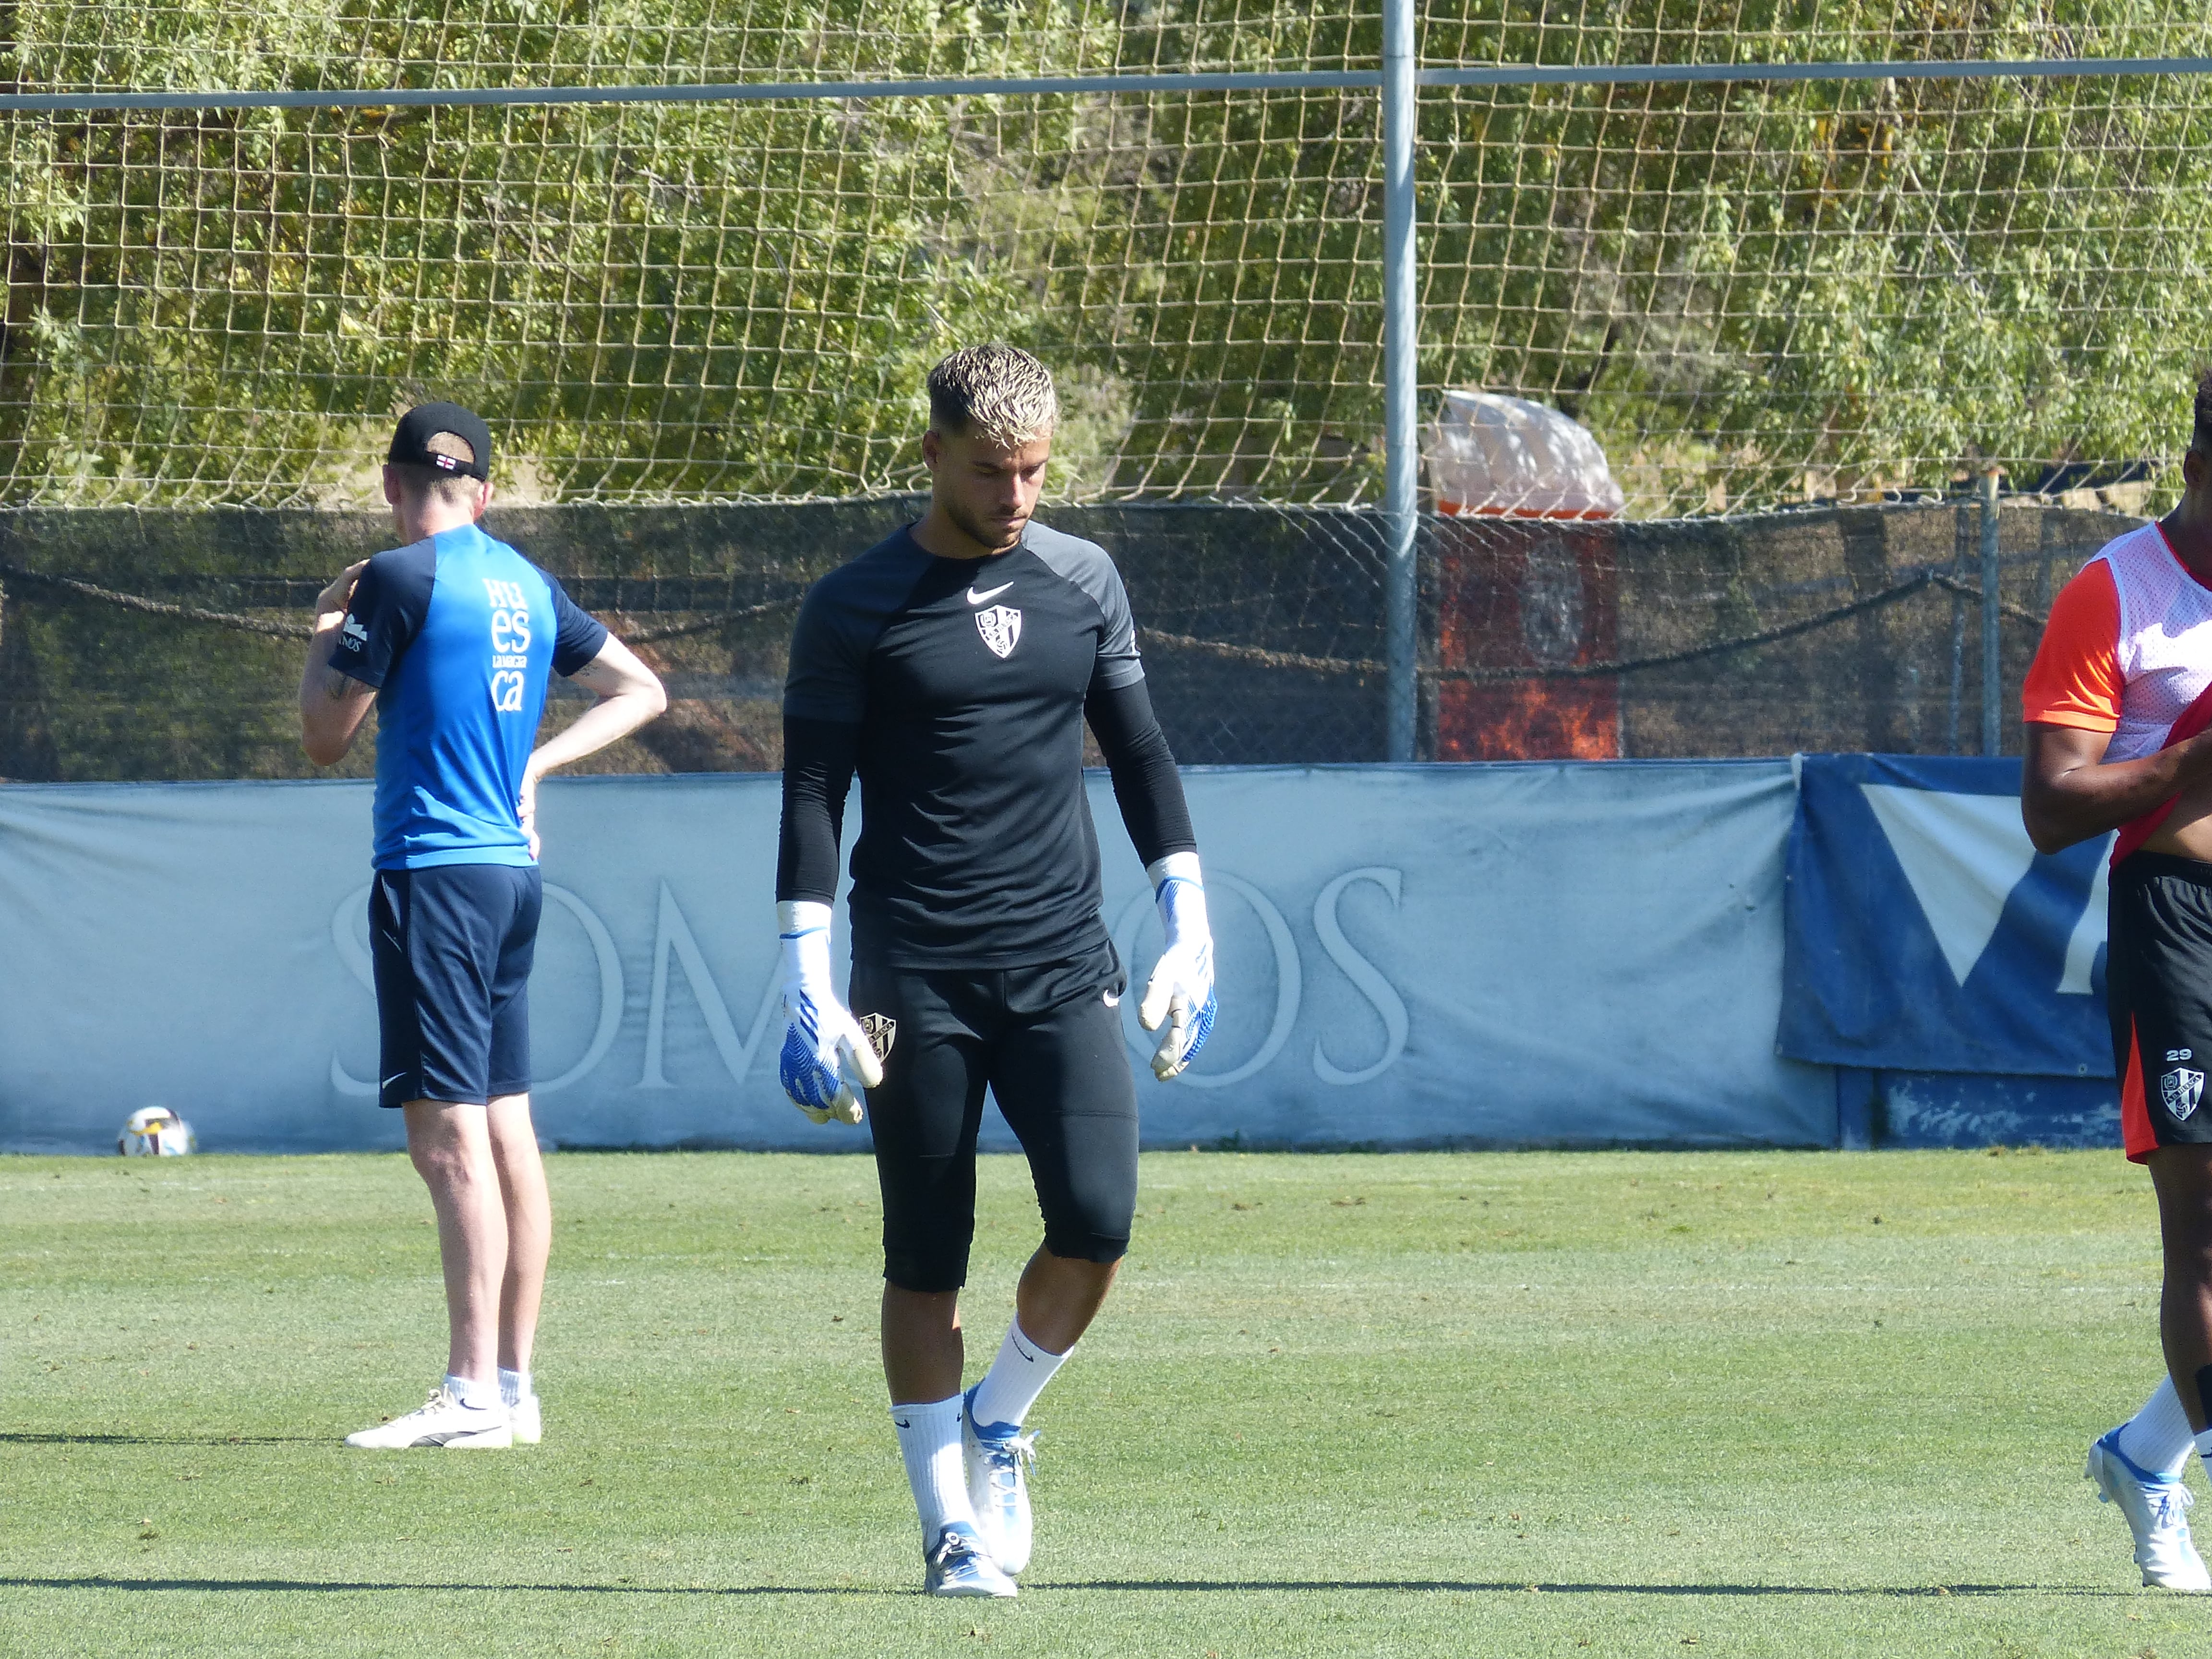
[0,1148,2197,1656]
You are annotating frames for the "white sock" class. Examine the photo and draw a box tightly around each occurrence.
[2194,1425,2212,1473]
[969,1320,1070,1430]
[2118,1376,2195,1477]
[443,1372,498,1412]
[499,1368,533,1407]
[891,1397,975,1546]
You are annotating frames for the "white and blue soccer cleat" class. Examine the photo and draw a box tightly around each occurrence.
[962,1385,1039,1575]
[775,901,881,1125]
[1140,853,1216,1082]
[2088,1429,2212,1590]
[924,1521,1018,1598]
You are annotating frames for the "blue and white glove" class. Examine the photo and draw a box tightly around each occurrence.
[1139,852,1217,1082]
[775,901,882,1125]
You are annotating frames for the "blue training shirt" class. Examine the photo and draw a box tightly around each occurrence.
[331,523,608,870]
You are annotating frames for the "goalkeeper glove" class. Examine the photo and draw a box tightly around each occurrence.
[775,900,882,1125]
[1138,852,1217,1082]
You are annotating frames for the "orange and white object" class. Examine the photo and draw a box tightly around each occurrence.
[1428,392,1624,760]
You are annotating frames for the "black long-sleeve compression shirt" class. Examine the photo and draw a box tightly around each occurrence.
[772,522,1197,967]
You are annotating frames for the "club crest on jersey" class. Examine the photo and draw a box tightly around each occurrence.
[2165,1067,2206,1122]
[975,603,1022,659]
[858,1012,896,1063]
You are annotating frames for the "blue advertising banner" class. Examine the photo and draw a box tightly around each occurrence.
[1780,754,2113,1078]
[0,763,1835,1154]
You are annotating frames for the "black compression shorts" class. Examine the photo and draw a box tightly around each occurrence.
[852,941,1139,1293]
[2110,851,2212,1162]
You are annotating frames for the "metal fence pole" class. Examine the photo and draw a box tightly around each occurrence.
[1948,497,1968,754]
[1980,467,2002,756]
[1382,0,1418,763]
[2036,506,2056,627]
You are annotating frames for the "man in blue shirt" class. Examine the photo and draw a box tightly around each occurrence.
[300,403,666,1449]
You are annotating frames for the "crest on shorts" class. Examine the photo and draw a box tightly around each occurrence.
[975,604,1022,659]
[858,1012,897,1064]
[2164,1067,2205,1122]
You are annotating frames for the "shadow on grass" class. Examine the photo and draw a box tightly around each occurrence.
[0,1577,883,1598]
[0,1575,2131,1601]
[1035,1579,2131,1599]
[0,1433,322,1446]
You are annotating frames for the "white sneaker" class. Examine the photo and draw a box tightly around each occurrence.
[962,1385,1037,1575]
[2088,1430,2212,1590]
[509,1394,541,1445]
[344,1385,511,1450]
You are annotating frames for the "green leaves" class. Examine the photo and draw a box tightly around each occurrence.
[2,2,2210,511]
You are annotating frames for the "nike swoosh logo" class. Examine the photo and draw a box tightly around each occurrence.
[381,1073,407,1088]
[967,583,1013,605]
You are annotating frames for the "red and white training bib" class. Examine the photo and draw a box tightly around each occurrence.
[2022,521,2212,861]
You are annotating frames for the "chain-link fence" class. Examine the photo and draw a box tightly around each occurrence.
[0,495,2136,781]
[1427,495,2135,761]
[3,5,2210,519]
[0,4,2203,776]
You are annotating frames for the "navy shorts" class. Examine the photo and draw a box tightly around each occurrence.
[850,941,1139,1294]
[369,864,542,1109]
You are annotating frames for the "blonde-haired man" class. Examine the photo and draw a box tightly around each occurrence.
[774,345,1218,1595]
[301,402,666,1450]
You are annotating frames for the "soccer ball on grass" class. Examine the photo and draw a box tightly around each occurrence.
[118,1106,197,1156]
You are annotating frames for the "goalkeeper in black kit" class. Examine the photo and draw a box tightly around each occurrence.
[772,344,1218,1598]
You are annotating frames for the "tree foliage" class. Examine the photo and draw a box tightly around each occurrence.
[1,0,2209,513]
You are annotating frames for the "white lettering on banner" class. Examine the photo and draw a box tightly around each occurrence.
[1864,786,2115,997]
[1860,785,2040,986]
[2058,846,2113,997]
[1310,867,1410,1085]
[325,882,623,1096]
[637,880,781,1088]
[323,863,1407,1103]
[537,887,625,1092]
[1112,872,1305,1088]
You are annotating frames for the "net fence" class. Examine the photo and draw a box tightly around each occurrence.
[0,496,2138,781]
[1419,23,2212,516]
[0,502,1390,777]
[0,2,2208,512]
[0,4,2199,777]
[0,0,1386,508]
[12,0,1373,91]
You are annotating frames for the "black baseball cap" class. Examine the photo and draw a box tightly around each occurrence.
[388,401,492,481]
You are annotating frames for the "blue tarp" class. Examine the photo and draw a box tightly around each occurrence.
[0,763,1835,1153]
[1780,754,2112,1079]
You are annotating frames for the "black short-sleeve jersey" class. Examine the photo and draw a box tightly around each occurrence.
[783,521,1150,967]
